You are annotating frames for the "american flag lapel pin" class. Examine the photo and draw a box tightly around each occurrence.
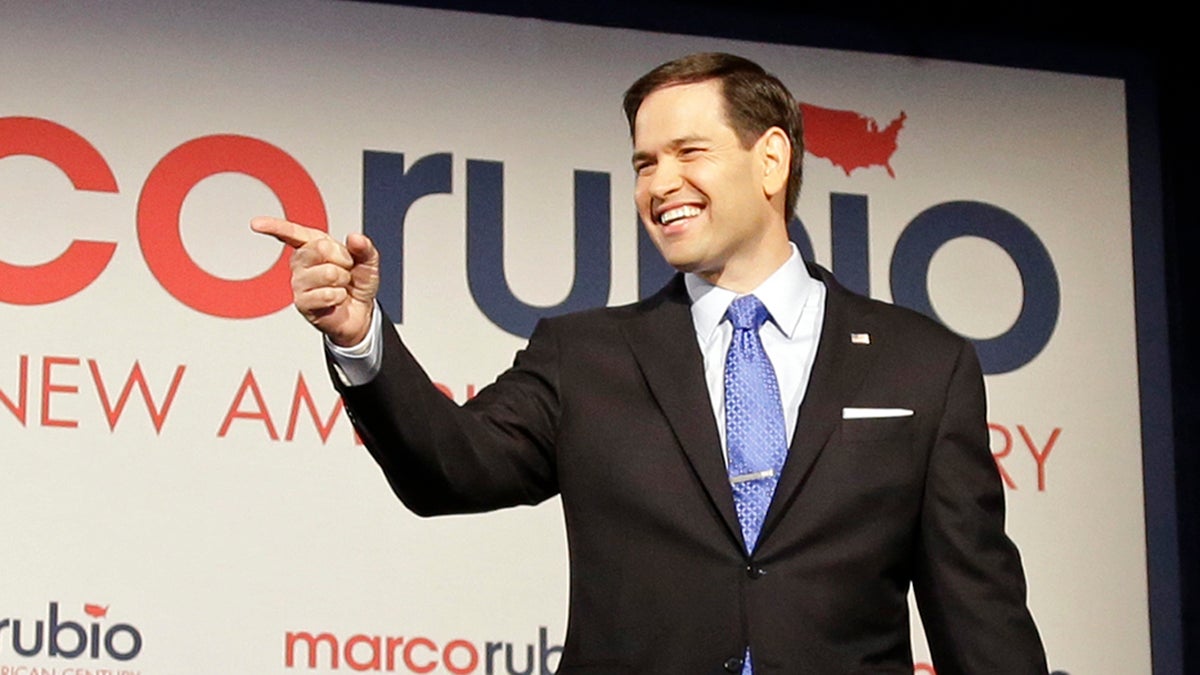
[850,332,871,345]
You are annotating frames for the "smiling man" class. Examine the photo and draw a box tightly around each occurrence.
[253,52,1047,674]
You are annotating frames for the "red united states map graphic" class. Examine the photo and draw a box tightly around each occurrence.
[84,602,109,618]
[799,102,907,177]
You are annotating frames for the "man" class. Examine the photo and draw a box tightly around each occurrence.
[253,53,1047,674]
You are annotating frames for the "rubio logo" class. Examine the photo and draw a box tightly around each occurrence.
[0,602,143,661]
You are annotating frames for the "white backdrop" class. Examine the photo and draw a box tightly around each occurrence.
[1,1,1147,673]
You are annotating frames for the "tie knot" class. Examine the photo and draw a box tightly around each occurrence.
[727,294,770,331]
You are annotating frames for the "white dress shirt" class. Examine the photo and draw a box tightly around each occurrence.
[684,245,826,457]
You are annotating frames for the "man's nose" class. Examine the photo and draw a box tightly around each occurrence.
[648,159,683,198]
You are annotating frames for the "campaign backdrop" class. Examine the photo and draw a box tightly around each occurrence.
[1,1,1152,673]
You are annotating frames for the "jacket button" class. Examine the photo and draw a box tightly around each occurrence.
[746,565,766,579]
[723,656,744,672]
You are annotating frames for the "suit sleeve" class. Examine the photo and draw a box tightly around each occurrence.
[912,340,1049,674]
[330,311,562,517]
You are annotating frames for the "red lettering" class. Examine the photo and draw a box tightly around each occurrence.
[386,636,404,671]
[41,356,80,428]
[88,360,185,433]
[1018,425,1060,492]
[0,117,118,305]
[344,633,381,672]
[444,639,479,675]
[136,134,327,318]
[1,354,29,425]
[285,631,339,668]
[987,423,1017,490]
[285,373,345,443]
[915,664,936,674]
[282,632,484,673]
[404,637,438,674]
[3,119,328,317]
[218,369,278,439]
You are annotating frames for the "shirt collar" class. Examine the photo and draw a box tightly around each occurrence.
[685,244,818,342]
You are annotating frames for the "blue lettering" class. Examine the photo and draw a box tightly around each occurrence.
[538,626,562,675]
[49,601,86,657]
[485,640,503,674]
[362,152,1060,372]
[502,640,534,675]
[890,200,1059,374]
[466,160,611,337]
[0,603,142,660]
[11,618,43,656]
[830,193,870,296]
[363,151,453,323]
[105,623,143,661]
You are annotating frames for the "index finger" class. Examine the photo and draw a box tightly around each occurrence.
[250,216,329,249]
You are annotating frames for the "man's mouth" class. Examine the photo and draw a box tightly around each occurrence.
[658,204,701,226]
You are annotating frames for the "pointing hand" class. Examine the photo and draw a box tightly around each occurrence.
[250,217,380,347]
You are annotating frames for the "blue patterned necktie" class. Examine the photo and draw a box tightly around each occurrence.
[724,294,788,675]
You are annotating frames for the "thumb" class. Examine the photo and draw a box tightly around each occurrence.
[345,233,379,268]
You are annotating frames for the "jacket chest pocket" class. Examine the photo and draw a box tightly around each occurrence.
[823,416,922,505]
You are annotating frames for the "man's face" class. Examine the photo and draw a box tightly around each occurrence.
[632,79,776,286]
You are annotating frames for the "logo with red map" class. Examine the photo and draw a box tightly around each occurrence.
[0,601,143,661]
[800,102,907,177]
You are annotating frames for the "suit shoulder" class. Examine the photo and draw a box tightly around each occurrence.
[837,286,970,357]
[529,300,651,345]
[533,276,684,333]
[809,262,965,352]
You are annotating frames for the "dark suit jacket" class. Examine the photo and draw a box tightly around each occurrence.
[334,263,1048,674]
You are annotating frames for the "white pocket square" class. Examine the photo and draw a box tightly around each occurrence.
[842,407,914,419]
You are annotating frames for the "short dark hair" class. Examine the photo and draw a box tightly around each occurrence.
[623,52,804,217]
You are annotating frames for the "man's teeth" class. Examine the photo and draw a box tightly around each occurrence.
[659,205,700,225]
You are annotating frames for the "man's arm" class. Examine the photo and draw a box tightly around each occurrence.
[251,216,560,515]
[912,340,1049,674]
[333,311,561,516]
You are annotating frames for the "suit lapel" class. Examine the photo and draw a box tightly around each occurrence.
[760,264,881,547]
[621,275,744,548]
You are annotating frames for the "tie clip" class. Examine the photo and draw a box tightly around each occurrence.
[730,468,774,484]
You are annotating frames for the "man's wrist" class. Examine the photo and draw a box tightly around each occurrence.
[326,304,384,385]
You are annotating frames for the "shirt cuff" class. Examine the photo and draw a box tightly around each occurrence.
[325,303,384,386]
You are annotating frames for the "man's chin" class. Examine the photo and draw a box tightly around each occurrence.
[654,248,695,272]
[663,255,709,276]
[650,240,713,275]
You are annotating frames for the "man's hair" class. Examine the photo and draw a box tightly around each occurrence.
[623,52,804,217]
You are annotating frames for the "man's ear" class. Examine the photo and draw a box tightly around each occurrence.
[758,126,790,200]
